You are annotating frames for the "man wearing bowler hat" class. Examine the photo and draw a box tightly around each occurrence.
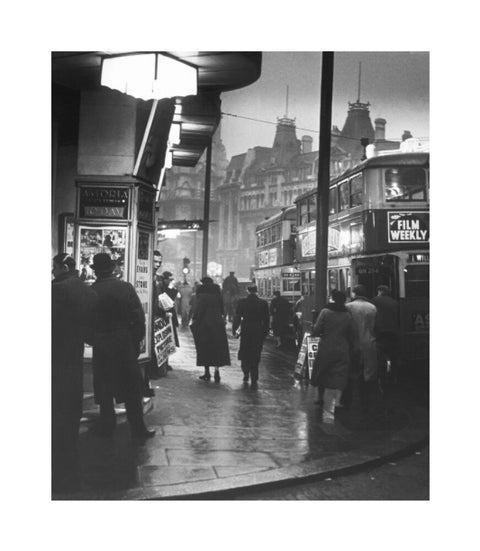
[90,253,155,440]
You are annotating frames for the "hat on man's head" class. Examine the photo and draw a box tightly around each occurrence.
[201,276,213,284]
[162,271,173,279]
[91,253,114,272]
[352,284,367,297]
[247,285,258,293]
[229,271,235,275]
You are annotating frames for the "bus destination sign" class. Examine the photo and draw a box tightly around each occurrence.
[388,211,429,243]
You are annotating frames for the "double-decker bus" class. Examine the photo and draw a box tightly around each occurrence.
[253,205,301,305]
[295,141,429,366]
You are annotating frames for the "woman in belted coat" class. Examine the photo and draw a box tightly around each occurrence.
[190,277,230,382]
[311,290,354,422]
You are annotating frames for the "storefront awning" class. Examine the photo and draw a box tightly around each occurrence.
[52,51,262,168]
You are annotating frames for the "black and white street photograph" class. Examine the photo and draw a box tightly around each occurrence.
[5,2,479,550]
[50,47,431,501]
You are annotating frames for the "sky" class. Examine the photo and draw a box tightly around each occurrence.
[220,51,429,159]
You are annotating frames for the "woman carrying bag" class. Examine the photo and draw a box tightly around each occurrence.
[310,290,354,423]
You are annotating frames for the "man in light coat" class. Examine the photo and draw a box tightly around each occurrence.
[345,284,378,414]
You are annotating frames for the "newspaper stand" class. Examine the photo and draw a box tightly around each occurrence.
[294,333,320,383]
[74,178,156,365]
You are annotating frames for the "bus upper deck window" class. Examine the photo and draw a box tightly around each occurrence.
[385,167,427,202]
[339,181,349,211]
[329,187,338,214]
[350,175,363,206]
[300,201,309,225]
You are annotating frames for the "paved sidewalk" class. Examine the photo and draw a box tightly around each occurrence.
[54,326,429,500]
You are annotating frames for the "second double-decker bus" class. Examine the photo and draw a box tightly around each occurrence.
[253,205,301,305]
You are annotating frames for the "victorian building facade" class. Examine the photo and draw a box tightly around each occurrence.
[156,125,229,281]
[216,100,407,279]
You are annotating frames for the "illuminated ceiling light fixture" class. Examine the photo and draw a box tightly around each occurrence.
[101,53,197,101]
[168,122,181,145]
[165,150,173,169]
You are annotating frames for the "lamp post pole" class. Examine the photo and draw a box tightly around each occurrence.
[201,137,213,277]
[313,52,334,321]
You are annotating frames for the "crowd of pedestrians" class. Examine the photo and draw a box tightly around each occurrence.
[310,283,400,424]
[52,248,399,493]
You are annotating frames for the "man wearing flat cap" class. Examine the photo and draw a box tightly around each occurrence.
[90,253,155,440]
[232,285,269,389]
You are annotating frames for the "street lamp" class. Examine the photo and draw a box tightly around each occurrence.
[182,257,191,283]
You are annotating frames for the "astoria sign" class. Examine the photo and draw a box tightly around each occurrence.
[79,187,130,219]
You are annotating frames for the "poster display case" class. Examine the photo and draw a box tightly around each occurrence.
[58,213,75,256]
[74,179,156,362]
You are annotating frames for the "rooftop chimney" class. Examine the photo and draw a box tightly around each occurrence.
[301,135,313,154]
[374,118,386,141]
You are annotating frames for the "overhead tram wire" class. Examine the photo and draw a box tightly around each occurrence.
[221,111,430,143]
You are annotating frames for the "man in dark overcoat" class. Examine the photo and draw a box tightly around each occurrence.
[222,271,240,322]
[91,253,155,440]
[145,250,165,389]
[232,285,269,389]
[270,290,292,347]
[52,253,97,493]
[372,284,401,387]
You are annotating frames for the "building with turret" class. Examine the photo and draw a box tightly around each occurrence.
[216,100,412,279]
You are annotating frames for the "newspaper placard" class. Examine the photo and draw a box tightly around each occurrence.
[294,332,310,379]
[306,337,320,380]
[135,231,151,358]
[154,316,176,368]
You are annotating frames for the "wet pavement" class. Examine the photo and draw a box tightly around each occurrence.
[54,325,429,500]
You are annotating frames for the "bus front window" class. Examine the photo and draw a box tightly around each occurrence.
[405,265,429,298]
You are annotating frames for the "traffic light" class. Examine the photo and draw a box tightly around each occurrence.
[182,257,190,276]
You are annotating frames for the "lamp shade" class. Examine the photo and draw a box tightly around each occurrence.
[101,53,197,101]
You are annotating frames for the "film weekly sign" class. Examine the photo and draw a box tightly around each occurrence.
[388,211,429,243]
[79,187,130,219]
